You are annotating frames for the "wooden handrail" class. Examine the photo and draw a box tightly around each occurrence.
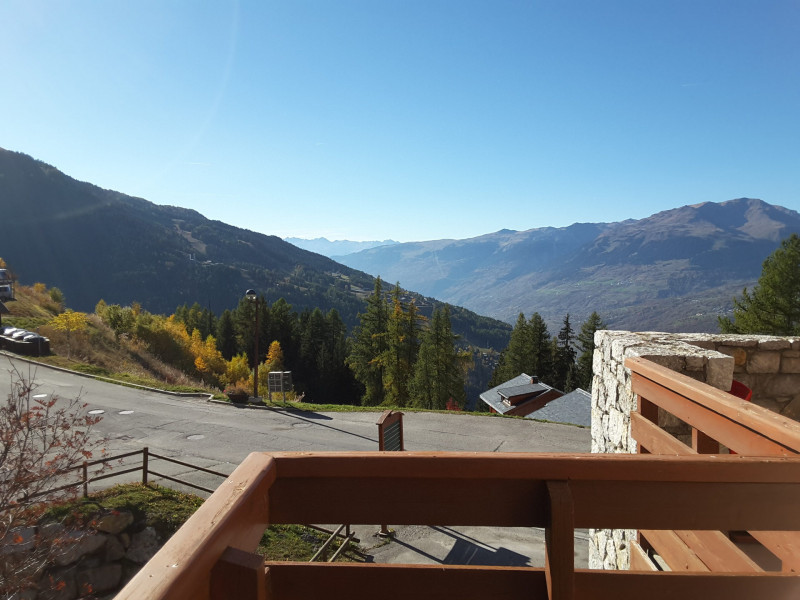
[117,452,277,600]
[625,356,800,454]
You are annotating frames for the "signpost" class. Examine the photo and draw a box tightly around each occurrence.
[376,410,404,536]
[268,371,292,405]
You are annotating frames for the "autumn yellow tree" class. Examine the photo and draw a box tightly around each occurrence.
[223,353,251,389]
[49,310,89,358]
[190,330,226,386]
[266,340,284,371]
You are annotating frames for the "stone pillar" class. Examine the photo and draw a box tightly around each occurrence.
[588,331,734,569]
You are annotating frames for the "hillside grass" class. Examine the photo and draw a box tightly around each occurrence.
[2,285,212,394]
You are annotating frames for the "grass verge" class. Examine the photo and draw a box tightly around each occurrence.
[49,483,364,561]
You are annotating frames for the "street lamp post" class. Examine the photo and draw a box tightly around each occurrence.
[245,289,259,401]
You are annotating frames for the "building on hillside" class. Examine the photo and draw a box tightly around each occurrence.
[0,269,13,301]
[479,373,564,417]
[525,387,591,427]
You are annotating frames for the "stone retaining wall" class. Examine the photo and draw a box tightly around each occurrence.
[589,330,800,570]
[6,510,161,599]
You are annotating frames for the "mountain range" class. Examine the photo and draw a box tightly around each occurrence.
[283,237,397,257]
[4,146,797,338]
[335,198,800,332]
[0,148,511,349]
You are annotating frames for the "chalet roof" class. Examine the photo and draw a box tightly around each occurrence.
[525,388,591,427]
[498,382,546,400]
[480,373,554,414]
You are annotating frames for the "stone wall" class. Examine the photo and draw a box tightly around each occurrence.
[589,330,800,570]
[5,510,161,599]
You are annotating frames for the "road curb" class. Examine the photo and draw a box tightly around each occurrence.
[0,350,215,400]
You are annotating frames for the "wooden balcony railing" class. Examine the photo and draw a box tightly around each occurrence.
[626,356,800,574]
[116,451,800,600]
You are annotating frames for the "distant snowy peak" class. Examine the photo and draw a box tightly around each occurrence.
[284,237,398,258]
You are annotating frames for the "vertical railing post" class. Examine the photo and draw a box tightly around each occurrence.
[142,447,149,485]
[545,480,575,600]
[82,461,88,498]
[638,397,658,454]
[692,428,720,453]
[211,546,267,600]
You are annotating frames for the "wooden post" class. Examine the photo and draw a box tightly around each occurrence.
[545,480,574,600]
[692,428,720,454]
[210,546,267,600]
[82,461,88,498]
[638,397,659,455]
[142,447,149,485]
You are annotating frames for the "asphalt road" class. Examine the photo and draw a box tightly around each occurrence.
[3,354,592,567]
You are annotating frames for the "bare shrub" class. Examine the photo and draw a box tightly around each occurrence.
[0,363,105,597]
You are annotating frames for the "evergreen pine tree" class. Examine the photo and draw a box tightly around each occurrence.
[719,234,800,335]
[410,306,467,410]
[551,314,577,390]
[216,309,238,360]
[347,278,389,406]
[528,312,552,382]
[576,311,606,390]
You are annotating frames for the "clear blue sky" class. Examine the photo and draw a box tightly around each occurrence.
[2,1,798,242]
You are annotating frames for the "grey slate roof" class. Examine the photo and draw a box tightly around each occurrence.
[498,382,546,400]
[525,388,591,427]
[480,373,550,415]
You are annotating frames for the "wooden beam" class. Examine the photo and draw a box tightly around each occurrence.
[570,480,800,530]
[545,481,574,600]
[116,453,277,600]
[640,529,710,571]
[264,563,549,600]
[269,476,547,526]
[630,541,658,571]
[210,547,267,600]
[262,564,800,600]
[626,356,800,454]
[266,452,800,484]
[632,412,694,456]
[749,531,800,572]
[673,530,762,573]
[574,570,800,600]
[631,373,794,456]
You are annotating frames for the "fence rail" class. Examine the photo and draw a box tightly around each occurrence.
[23,447,230,503]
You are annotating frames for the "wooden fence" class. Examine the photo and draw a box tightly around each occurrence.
[24,447,229,503]
[115,451,800,600]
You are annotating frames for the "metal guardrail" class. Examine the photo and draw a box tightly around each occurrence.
[22,447,230,503]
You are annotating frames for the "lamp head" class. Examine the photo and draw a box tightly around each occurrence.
[245,289,257,301]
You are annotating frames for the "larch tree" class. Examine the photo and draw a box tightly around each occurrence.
[719,233,800,335]
[48,309,89,358]
[379,286,421,407]
[266,340,285,372]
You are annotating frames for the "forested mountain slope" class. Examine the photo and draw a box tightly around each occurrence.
[338,199,800,332]
[0,148,510,348]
